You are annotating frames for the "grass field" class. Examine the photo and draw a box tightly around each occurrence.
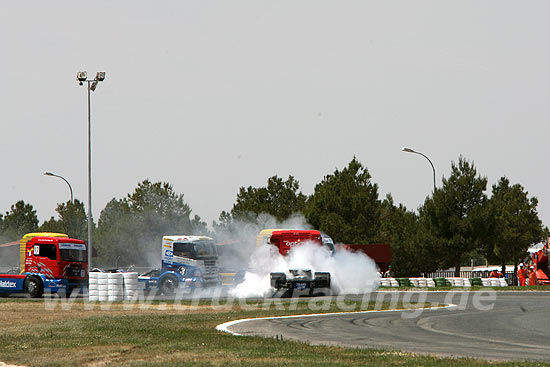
[0,298,549,367]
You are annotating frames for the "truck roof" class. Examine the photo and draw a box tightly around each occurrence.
[28,237,86,244]
[271,230,321,236]
[163,235,213,242]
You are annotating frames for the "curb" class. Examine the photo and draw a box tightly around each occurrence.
[216,303,456,336]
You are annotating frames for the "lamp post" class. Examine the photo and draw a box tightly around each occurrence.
[43,171,73,203]
[76,71,105,272]
[401,147,436,192]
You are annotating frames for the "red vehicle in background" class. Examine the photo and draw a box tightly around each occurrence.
[339,244,391,274]
[0,234,88,297]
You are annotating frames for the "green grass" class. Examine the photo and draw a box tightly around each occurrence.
[0,299,549,367]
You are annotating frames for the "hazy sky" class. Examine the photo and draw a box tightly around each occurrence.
[2,1,549,229]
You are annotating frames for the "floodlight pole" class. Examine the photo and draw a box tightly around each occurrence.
[401,147,436,192]
[77,71,105,273]
[87,79,92,271]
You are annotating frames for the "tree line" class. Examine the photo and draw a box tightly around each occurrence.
[0,157,546,275]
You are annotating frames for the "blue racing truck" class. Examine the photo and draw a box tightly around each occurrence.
[138,235,221,295]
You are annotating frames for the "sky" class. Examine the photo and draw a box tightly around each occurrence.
[1,1,549,229]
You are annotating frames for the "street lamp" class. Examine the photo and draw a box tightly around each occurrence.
[401,147,436,192]
[77,71,106,272]
[43,171,73,203]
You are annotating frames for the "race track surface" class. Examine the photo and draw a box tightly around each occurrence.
[224,291,550,361]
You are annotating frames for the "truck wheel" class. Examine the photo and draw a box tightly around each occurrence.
[24,277,44,298]
[313,272,331,296]
[270,272,286,289]
[159,274,178,296]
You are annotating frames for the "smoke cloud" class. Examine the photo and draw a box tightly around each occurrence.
[225,214,380,298]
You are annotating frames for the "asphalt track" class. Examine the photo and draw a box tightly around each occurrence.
[222,291,550,361]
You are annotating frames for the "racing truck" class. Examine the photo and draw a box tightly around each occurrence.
[137,235,221,295]
[259,229,333,296]
[0,233,88,298]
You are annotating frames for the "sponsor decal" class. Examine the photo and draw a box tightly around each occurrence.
[285,241,304,247]
[165,250,173,258]
[59,243,86,250]
[0,280,17,288]
[172,256,196,266]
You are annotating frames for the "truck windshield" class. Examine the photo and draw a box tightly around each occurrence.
[173,241,217,259]
[59,243,87,262]
[195,240,217,257]
[60,249,86,262]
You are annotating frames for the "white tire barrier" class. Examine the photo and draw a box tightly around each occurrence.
[89,272,143,302]
[379,276,509,289]
[123,272,140,300]
[107,273,124,301]
[88,272,100,301]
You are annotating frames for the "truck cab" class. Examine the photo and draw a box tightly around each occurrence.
[0,234,88,298]
[138,235,221,295]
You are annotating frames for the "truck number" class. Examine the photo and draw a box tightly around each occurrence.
[33,245,40,256]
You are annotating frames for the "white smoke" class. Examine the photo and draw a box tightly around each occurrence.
[215,213,313,271]
[230,241,379,298]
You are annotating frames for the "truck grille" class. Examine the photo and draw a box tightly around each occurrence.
[201,260,218,281]
[67,265,82,277]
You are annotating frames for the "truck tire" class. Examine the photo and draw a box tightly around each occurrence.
[24,276,44,298]
[270,272,287,289]
[313,272,331,296]
[159,274,178,296]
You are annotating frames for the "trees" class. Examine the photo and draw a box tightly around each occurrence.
[229,175,307,224]
[0,200,39,240]
[305,157,381,244]
[39,199,88,240]
[377,195,440,277]
[420,157,488,276]
[213,175,307,246]
[486,177,545,274]
[94,180,208,267]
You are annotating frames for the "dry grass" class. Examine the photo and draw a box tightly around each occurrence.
[0,299,548,367]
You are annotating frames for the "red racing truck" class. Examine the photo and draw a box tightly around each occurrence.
[258,229,333,296]
[0,234,88,298]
